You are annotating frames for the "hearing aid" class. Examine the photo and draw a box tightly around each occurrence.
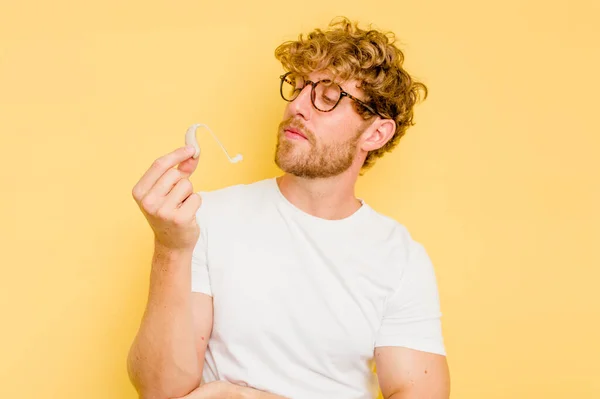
[185,123,243,163]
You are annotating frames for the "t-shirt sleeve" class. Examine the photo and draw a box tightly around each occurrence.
[190,191,212,296]
[374,240,446,356]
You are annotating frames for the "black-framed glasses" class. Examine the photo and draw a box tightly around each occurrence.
[279,71,384,118]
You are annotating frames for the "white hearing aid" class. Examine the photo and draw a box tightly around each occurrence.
[185,123,243,163]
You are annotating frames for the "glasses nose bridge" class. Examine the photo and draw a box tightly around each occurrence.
[300,79,320,106]
[293,78,315,102]
[285,78,314,117]
[298,78,316,94]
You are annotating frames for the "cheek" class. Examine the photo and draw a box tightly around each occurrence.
[323,116,360,142]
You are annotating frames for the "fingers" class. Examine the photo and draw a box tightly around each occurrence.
[152,168,186,199]
[177,152,200,175]
[177,191,202,217]
[132,146,195,202]
[135,169,181,214]
[161,177,194,211]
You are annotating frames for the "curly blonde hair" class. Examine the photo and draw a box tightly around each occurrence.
[274,16,428,171]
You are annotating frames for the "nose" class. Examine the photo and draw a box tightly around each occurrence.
[287,84,312,121]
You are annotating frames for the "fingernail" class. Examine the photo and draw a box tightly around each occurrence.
[186,145,195,153]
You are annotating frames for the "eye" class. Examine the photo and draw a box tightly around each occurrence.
[320,93,337,105]
[288,74,305,89]
[319,82,340,105]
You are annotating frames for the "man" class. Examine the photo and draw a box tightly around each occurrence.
[128,17,450,399]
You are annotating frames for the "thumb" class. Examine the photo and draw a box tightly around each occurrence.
[177,153,200,176]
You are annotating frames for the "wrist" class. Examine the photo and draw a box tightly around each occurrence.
[153,240,194,259]
[151,241,194,281]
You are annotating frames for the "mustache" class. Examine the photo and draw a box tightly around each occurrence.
[278,118,313,141]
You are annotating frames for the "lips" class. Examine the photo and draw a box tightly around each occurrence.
[284,127,308,140]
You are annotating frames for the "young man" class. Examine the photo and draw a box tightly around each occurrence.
[128,17,450,399]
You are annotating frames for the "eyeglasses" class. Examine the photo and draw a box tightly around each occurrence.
[279,71,383,118]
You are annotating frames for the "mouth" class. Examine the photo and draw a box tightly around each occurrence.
[283,127,308,140]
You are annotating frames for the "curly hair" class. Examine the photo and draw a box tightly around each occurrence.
[274,16,428,171]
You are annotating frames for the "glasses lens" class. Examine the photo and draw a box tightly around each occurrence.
[281,73,303,101]
[313,80,341,111]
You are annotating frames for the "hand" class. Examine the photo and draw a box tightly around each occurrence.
[173,381,241,399]
[132,145,203,251]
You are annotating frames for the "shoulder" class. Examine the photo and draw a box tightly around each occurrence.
[362,206,436,287]
[363,206,422,256]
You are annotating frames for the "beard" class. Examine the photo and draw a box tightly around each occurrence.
[274,118,362,179]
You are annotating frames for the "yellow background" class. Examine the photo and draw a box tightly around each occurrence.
[1,0,598,398]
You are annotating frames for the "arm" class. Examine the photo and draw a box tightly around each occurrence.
[127,243,214,399]
[174,381,290,399]
[375,346,450,399]
[374,238,449,398]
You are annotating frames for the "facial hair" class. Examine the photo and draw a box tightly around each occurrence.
[274,118,362,179]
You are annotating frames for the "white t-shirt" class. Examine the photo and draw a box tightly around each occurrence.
[191,177,445,399]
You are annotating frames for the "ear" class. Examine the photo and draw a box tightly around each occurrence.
[360,118,396,152]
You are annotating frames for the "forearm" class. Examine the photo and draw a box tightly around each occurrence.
[387,392,445,399]
[235,386,289,399]
[176,381,290,399]
[385,385,449,399]
[387,393,411,399]
[383,385,449,399]
[127,242,201,399]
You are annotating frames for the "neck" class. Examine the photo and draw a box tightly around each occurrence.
[276,171,362,220]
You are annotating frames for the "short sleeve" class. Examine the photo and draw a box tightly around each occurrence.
[374,240,446,356]
[191,191,212,296]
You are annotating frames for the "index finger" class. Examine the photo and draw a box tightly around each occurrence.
[135,145,196,196]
